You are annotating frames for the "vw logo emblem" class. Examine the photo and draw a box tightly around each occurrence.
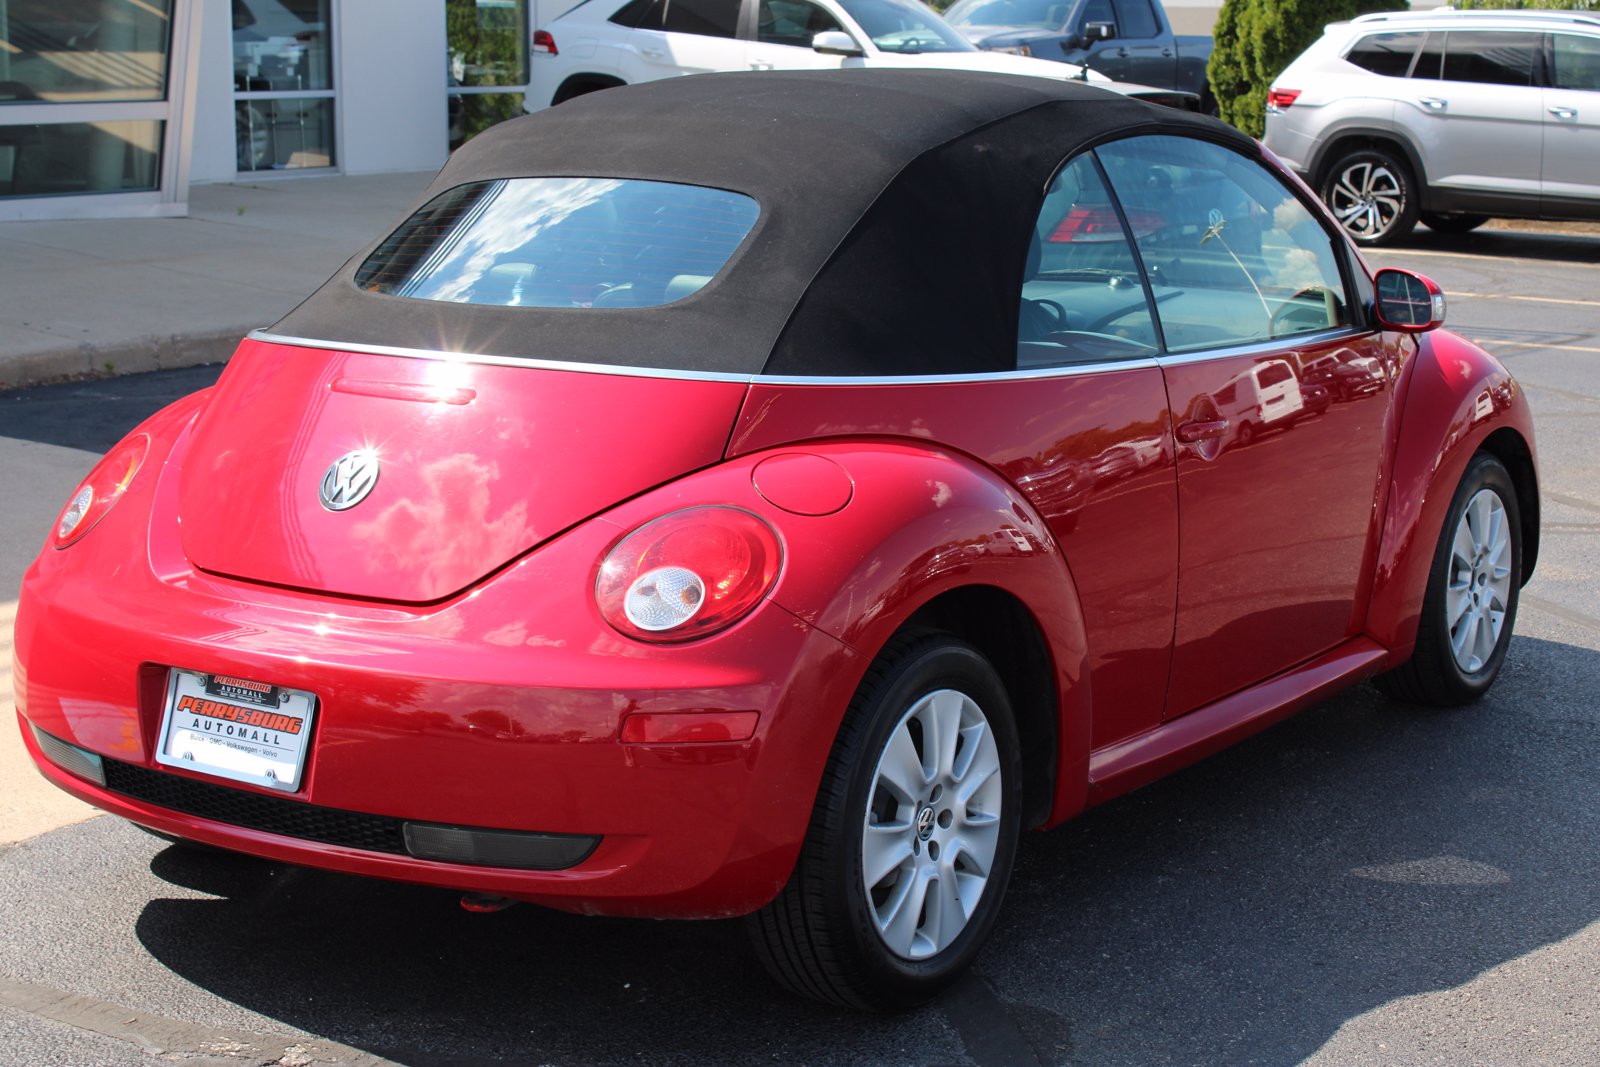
[319,450,380,512]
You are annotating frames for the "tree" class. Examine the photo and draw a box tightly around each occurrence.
[1208,0,1406,137]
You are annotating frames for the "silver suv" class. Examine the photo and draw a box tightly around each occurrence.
[1263,9,1600,245]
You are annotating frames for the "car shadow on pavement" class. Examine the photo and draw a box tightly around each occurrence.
[0,365,226,452]
[128,634,1598,1067]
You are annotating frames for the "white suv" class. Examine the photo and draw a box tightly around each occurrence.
[526,0,1196,112]
[1263,9,1600,245]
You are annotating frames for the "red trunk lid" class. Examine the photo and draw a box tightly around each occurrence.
[177,338,748,602]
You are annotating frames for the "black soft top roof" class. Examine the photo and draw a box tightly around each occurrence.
[272,69,1252,377]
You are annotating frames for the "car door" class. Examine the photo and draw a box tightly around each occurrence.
[1094,134,1401,718]
[1104,0,1170,86]
[1542,31,1600,209]
[744,0,853,71]
[613,0,748,82]
[1396,29,1543,205]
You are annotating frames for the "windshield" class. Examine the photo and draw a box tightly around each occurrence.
[836,0,974,53]
[355,178,759,309]
[943,0,1063,30]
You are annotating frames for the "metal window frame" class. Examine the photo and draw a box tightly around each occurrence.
[0,0,203,220]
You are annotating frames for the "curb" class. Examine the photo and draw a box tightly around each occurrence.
[0,327,248,392]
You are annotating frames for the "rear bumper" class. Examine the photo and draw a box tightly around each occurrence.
[15,506,860,919]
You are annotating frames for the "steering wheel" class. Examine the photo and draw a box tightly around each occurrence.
[1269,286,1337,338]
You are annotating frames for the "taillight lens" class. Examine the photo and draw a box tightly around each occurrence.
[1268,88,1301,110]
[596,507,782,642]
[533,30,558,55]
[53,433,150,549]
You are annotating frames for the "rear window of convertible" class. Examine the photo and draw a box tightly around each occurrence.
[354,178,760,309]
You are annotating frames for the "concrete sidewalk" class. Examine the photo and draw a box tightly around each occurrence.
[0,172,434,390]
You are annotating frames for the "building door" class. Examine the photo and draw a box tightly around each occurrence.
[233,0,337,172]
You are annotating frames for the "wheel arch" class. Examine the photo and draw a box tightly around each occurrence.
[1479,425,1540,585]
[1311,129,1431,209]
[551,73,626,106]
[900,586,1059,831]
[1365,331,1539,662]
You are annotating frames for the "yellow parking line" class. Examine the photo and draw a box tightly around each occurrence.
[1470,338,1600,354]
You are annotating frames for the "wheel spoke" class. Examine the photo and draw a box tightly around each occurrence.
[862,826,914,888]
[877,865,930,957]
[924,867,968,954]
[877,725,927,804]
[927,689,965,781]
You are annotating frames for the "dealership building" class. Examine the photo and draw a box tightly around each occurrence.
[0,0,549,221]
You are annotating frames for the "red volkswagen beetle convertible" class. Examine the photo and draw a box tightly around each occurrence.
[16,71,1538,1009]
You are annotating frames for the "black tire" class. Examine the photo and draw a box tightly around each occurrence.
[1320,147,1419,247]
[746,631,1022,1010]
[1374,452,1522,706]
[1421,212,1490,235]
[1235,420,1256,448]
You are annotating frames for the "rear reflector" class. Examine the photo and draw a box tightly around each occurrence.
[30,724,107,786]
[621,710,760,744]
[402,822,598,870]
[1268,88,1301,110]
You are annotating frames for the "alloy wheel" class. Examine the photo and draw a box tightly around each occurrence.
[1328,160,1406,240]
[861,688,1003,961]
[1447,488,1513,673]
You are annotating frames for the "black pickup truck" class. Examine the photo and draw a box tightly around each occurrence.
[942,0,1213,109]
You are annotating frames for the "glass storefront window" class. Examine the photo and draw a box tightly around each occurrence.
[0,0,173,104]
[233,0,334,172]
[236,98,333,171]
[447,0,529,148]
[0,120,163,198]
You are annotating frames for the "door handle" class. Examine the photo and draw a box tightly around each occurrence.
[1419,97,1447,111]
[1116,47,1129,57]
[1549,106,1578,119]
[750,60,775,70]
[1175,419,1229,444]
[640,47,665,58]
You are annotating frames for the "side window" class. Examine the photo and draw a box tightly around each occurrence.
[638,0,741,37]
[1111,0,1158,39]
[1019,154,1160,367]
[1095,135,1351,353]
[1345,31,1424,77]
[1081,0,1113,30]
[1442,31,1537,86]
[1552,33,1600,91]
[757,0,845,46]
[1410,30,1443,80]
[610,0,659,26]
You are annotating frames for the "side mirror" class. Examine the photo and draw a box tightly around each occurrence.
[1082,20,1116,41]
[1373,268,1446,332]
[812,30,864,56]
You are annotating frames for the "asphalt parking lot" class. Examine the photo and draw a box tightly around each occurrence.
[1,223,1597,1066]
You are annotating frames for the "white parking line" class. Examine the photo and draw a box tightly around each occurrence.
[1449,291,1600,308]
[1378,248,1600,268]
[1470,338,1600,355]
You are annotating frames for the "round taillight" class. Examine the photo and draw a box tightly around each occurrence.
[596,507,782,642]
[53,434,150,549]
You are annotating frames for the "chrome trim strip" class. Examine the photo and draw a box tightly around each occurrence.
[247,331,756,383]
[249,330,1161,385]
[1153,327,1369,367]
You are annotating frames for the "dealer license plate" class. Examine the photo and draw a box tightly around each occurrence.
[155,669,318,791]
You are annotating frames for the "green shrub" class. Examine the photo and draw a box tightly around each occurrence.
[1208,0,1406,137]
